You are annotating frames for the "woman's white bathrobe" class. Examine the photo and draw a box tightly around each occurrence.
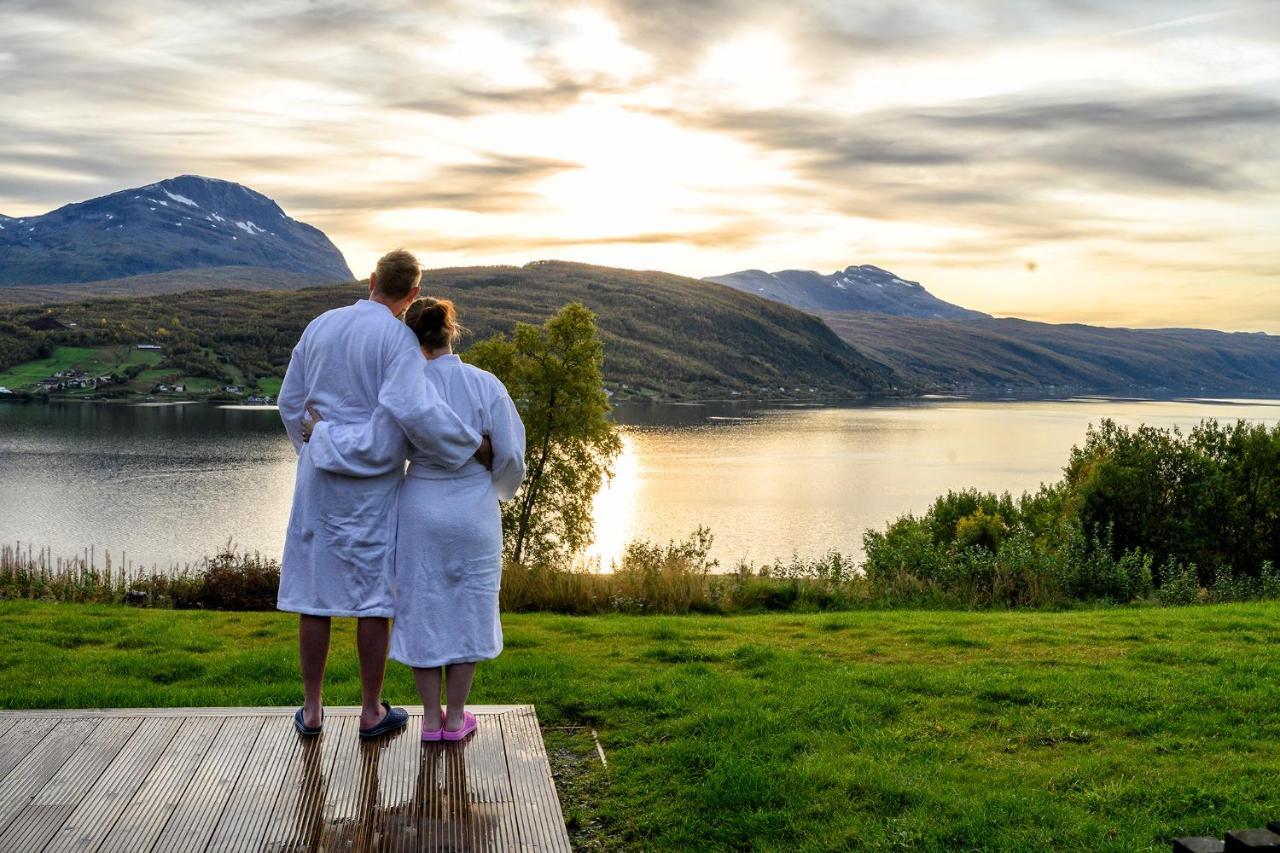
[313,354,526,667]
[277,300,481,619]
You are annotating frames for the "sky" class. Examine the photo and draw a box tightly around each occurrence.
[1,0,1278,331]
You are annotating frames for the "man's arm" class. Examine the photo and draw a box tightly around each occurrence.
[379,344,481,469]
[305,407,409,477]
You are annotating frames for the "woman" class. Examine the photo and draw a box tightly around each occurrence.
[306,296,526,741]
[393,297,526,740]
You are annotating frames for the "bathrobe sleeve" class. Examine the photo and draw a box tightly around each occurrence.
[309,342,482,477]
[278,333,309,454]
[485,375,527,501]
[306,408,408,477]
[378,344,482,469]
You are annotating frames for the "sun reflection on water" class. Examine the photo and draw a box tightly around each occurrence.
[585,431,639,571]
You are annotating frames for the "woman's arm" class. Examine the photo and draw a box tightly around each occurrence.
[486,380,527,500]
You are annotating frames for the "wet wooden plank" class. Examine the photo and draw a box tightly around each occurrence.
[318,713,382,850]
[0,706,571,850]
[258,714,353,851]
[0,716,58,783]
[96,716,222,853]
[369,711,420,853]
[455,713,522,852]
[0,716,138,850]
[503,707,572,852]
[0,719,98,837]
[204,716,299,852]
[43,715,182,852]
[149,715,261,852]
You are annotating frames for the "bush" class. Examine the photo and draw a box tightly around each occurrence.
[1155,561,1202,606]
[191,548,280,610]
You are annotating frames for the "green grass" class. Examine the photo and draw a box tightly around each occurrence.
[179,375,223,393]
[2,602,1277,850]
[0,344,160,387]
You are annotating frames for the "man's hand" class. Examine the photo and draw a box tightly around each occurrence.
[300,404,323,443]
[474,435,494,470]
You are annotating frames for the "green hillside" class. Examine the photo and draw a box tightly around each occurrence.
[0,266,339,306]
[822,310,1280,397]
[0,262,900,400]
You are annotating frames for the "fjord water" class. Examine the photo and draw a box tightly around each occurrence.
[2,398,1277,570]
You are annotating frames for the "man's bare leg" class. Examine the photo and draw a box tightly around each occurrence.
[356,617,391,729]
[443,662,476,732]
[299,615,331,729]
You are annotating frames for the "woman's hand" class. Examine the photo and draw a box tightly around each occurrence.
[300,404,323,443]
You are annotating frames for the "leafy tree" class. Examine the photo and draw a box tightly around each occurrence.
[465,303,622,566]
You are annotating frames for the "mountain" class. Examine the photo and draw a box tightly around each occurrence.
[821,311,1280,396]
[706,265,987,319]
[0,261,902,400]
[709,261,1279,395]
[0,176,353,287]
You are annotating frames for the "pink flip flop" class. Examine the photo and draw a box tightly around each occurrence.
[421,712,445,742]
[442,711,476,742]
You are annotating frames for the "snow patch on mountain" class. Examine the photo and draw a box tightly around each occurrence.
[160,188,199,208]
[705,263,987,320]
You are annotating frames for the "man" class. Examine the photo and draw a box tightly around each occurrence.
[277,248,491,739]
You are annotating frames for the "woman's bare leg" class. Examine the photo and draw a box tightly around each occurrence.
[413,667,444,730]
[443,663,476,731]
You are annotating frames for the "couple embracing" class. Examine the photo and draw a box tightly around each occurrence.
[276,249,526,742]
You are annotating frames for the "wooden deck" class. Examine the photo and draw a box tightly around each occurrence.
[0,705,571,852]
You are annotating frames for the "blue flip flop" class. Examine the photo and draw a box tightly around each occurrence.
[294,707,323,736]
[359,701,408,739]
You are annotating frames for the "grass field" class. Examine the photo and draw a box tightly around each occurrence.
[1,601,1276,850]
[0,344,161,387]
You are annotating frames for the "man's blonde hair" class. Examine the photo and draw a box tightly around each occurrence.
[373,249,421,299]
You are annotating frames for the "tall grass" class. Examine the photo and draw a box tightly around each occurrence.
[6,526,1279,614]
[0,541,276,609]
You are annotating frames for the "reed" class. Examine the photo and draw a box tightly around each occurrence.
[0,541,276,609]
[7,528,1277,614]
[500,528,875,614]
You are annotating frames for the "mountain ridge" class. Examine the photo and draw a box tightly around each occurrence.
[0,176,353,287]
[820,311,1280,396]
[0,261,902,401]
[707,264,987,319]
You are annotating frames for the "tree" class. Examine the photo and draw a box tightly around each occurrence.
[465,303,622,566]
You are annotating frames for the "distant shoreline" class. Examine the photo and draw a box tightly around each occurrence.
[5,390,1280,409]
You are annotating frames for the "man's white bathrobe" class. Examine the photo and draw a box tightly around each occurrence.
[311,354,526,667]
[277,299,480,619]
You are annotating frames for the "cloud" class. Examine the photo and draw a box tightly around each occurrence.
[0,0,1278,329]
[282,153,581,214]
[406,216,773,254]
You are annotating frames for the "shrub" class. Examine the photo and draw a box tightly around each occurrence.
[1155,561,1202,606]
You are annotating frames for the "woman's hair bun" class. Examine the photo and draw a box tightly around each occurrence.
[405,297,465,349]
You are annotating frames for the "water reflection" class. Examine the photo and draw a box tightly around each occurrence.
[585,397,1280,567]
[271,724,500,851]
[2,398,1278,567]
